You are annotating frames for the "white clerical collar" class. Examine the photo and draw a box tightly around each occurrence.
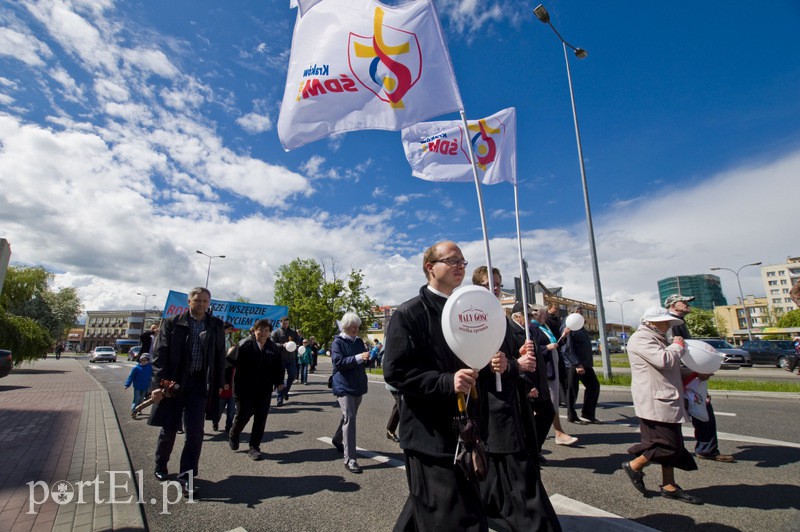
[426,285,449,299]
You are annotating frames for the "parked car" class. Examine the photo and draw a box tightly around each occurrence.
[90,346,117,363]
[591,339,622,354]
[740,340,796,368]
[127,346,141,362]
[0,349,12,379]
[694,338,752,368]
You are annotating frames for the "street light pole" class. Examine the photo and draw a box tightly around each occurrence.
[710,262,762,342]
[196,250,226,289]
[534,4,612,379]
[608,298,634,347]
[136,292,155,334]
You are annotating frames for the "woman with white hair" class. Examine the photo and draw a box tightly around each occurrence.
[623,306,701,505]
[330,312,370,473]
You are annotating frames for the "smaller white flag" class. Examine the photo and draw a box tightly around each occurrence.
[401,107,516,185]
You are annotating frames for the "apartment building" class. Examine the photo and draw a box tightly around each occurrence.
[761,256,800,316]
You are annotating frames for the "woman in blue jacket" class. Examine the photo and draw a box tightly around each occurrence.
[331,312,370,473]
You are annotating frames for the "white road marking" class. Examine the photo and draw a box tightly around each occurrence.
[106,364,121,369]
[601,401,736,416]
[317,437,406,470]
[680,427,800,449]
[88,365,101,369]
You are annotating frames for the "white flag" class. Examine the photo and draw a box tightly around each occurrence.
[401,107,516,185]
[278,0,463,151]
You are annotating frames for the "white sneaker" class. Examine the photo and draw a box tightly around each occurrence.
[555,435,578,446]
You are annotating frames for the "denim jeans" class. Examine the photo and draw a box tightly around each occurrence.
[131,388,147,412]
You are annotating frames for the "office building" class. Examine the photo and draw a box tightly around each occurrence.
[657,274,727,311]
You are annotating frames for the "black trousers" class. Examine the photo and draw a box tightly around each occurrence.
[154,375,207,479]
[566,366,600,421]
[691,401,720,456]
[230,394,272,449]
[481,451,562,532]
[387,391,401,434]
[394,450,487,532]
[529,399,556,452]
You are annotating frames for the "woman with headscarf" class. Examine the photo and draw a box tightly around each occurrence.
[623,307,702,505]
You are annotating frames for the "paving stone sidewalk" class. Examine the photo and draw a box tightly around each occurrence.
[0,358,144,532]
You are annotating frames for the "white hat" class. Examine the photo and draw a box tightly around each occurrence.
[640,306,683,326]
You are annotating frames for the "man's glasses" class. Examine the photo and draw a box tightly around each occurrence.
[432,257,468,268]
[479,283,503,290]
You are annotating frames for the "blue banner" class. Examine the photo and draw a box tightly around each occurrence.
[162,290,288,331]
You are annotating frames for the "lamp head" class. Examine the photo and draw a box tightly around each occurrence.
[196,250,203,255]
[574,48,588,59]
[219,255,226,259]
[533,4,550,23]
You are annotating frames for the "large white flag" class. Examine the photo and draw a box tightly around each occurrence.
[278,0,463,151]
[401,107,516,185]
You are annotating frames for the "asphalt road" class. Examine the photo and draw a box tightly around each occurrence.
[84,356,800,532]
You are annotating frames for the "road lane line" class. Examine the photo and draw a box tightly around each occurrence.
[601,402,736,416]
[317,437,406,469]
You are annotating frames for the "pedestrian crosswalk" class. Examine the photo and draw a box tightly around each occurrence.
[88,363,137,370]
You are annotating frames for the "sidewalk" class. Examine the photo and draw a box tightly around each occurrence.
[0,358,144,532]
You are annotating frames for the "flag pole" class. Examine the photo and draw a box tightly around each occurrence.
[459,109,501,392]
[513,182,531,342]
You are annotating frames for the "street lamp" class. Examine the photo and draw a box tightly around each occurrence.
[710,262,762,342]
[196,250,226,289]
[608,298,634,347]
[533,4,612,379]
[136,292,156,334]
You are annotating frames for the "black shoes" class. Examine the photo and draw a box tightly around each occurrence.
[580,417,603,424]
[568,417,588,425]
[345,460,362,474]
[154,469,168,481]
[386,430,400,443]
[332,439,344,453]
[228,432,239,451]
[622,462,648,497]
[212,423,219,431]
[661,485,703,505]
[179,479,199,499]
[248,447,262,460]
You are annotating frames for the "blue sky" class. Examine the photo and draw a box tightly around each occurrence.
[1,0,798,326]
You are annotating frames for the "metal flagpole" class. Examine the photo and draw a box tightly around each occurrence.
[513,183,531,342]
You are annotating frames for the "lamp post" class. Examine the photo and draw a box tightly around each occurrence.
[534,4,612,379]
[136,292,155,334]
[710,262,762,342]
[608,298,634,347]
[196,250,226,289]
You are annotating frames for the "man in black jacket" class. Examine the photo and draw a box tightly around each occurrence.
[271,316,299,406]
[383,241,486,531]
[561,306,601,424]
[148,287,226,498]
[665,294,734,462]
[227,319,284,460]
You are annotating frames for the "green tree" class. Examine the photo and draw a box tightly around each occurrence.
[274,258,375,349]
[776,309,800,328]
[685,308,719,337]
[714,310,729,339]
[0,266,83,362]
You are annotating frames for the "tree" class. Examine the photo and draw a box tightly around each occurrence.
[776,309,800,328]
[684,308,719,338]
[274,258,375,349]
[0,266,83,362]
[714,310,729,339]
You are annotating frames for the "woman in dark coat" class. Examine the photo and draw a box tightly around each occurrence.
[330,312,370,473]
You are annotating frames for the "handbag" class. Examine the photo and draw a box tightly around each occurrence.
[684,376,709,422]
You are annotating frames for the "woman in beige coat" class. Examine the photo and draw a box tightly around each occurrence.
[622,307,702,505]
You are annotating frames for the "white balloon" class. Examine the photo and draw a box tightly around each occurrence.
[683,339,723,374]
[298,345,306,355]
[285,340,297,353]
[565,313,585,330]
[441,285,506,369]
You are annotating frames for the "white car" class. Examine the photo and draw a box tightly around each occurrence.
[90,346,117,363]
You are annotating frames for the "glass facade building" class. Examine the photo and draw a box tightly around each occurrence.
[657,274,727,311]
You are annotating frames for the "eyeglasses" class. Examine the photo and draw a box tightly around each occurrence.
[479,283,503,289]
[432,257,468,268]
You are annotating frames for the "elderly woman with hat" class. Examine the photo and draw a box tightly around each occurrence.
[622,307,702,505]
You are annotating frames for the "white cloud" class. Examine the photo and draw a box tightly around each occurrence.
[0,26,52,66]
[236,112,272,133]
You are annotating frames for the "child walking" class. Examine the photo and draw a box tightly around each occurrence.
[124,353,153,419]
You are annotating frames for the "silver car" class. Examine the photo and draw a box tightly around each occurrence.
[90,346,117,363]
[695,338,752,368]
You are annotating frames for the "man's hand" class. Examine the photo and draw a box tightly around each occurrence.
[575,365,586,375]
[518,353,537,373]
[151,388,165,404]
[454,368,478,395]
[519,340,535,357]
[528,388,540,399]
[490,352,508,374]
[361,352,370,361]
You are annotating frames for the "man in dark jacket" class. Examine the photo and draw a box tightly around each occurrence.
[148,287,226,498]
[227,319,284,460]
[383,241,487,531]
[139,323,159,355]
[665,294,734,462]
[560,306,601,424]
[271,316,299,406]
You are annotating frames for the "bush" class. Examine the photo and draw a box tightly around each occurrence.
[0,308,52,363]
